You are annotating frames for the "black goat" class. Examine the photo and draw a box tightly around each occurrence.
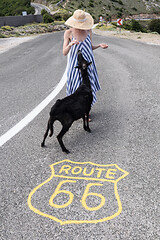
[41,50,93,153]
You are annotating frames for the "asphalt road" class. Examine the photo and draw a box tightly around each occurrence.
[0,32,160,239]
[31,2,50,15]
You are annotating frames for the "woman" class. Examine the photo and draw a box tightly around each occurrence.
[63,9,108,109]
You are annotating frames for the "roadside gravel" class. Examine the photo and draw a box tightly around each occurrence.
[0,35,39,54]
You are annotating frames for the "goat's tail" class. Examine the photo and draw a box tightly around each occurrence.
[41,116,55,147]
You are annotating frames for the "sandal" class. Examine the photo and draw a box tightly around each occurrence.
[85,114,92,122]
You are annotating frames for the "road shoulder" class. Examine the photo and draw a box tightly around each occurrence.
[0,35,39,54]
[93,28,160,45]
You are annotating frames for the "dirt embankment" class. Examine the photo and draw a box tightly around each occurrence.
[93,28,160,45]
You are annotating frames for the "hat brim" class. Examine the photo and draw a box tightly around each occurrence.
[65,13,94,30]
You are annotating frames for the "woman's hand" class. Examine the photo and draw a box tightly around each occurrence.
[99,43,108,49]
[69,39,79,47]
[92,43,109,50]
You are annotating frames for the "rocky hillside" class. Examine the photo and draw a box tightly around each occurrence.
[33,0,160,20]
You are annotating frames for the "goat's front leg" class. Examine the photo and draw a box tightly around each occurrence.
[83,114,91,132]
[57,123,72,154]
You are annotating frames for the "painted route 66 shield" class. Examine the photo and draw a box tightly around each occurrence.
[28,159,129,225]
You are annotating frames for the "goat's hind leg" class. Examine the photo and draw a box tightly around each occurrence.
[57,122,72,154]
[83,114,91,132]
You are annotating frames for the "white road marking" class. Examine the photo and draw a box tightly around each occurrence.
[0,67,67,147]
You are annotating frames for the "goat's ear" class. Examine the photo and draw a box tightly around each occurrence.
[87,62,92,66]
[75,65,80,69]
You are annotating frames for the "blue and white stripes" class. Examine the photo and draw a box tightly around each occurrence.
[66,34,100,105]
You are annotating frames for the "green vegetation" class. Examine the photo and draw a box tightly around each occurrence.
[122,19,145,32]
[112,19,160,33]
[41,9,54,23]
[1,26,14,31]
[96,21,117,30]
[0,0,34,16]
[0,22,66,38]
[51,9,72,22]
[149,19,160,34]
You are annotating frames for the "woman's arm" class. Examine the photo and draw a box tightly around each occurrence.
[63,30,71,56]
[63,29,79,56]
[89,29,108,50]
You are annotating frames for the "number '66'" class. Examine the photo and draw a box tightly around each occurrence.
[49,180,105,211]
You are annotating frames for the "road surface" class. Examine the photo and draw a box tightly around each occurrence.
[31,2,50,15]
[0,31,159,239]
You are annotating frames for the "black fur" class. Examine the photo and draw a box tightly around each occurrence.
[41,50,93,153]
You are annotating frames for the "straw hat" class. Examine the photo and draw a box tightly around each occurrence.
[65,9,94,30]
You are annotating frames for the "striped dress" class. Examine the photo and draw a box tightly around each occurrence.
[66,34,100,105]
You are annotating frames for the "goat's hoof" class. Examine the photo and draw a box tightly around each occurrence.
[41,142,45,147]
[84,127,91,133]
[63,149,70,154]
[84,126,88,131]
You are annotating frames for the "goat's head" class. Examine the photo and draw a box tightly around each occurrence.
[75,50,92,70]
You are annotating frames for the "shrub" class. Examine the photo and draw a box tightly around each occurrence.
[41,9,47,16]
[1,26,13,31]
[129,19,144,32]
[43,13,54,23]
[121,20,147,32]
[117,11,123,18]
[122,21,131,30]
[118,0,123,5]
[132,7,137,11]
[63,13,72,21]
[0,33,7,38]
[149,19,160,34]
[41,9,54,23]
[88,2,94,7]
[53,12,63,21]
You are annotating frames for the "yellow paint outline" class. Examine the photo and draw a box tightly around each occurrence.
[28,159,129,225]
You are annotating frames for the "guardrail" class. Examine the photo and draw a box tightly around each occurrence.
[0,15,43,27]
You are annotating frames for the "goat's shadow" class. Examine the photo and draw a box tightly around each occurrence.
[60,111,111,151]
[41,108,121,157]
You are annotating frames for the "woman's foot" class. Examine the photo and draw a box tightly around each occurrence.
[85,113,92,122]
[89,117,92,122]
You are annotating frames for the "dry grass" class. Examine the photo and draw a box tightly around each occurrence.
[93,28,160,45]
